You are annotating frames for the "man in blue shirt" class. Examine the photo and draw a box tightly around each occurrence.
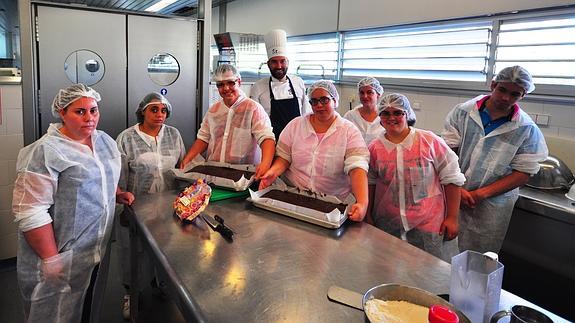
[442,66,548,253]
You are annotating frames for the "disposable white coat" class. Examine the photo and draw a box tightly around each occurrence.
[115,124,185,287]
[442,95,548,253]
[12,123,120,322]
[343,106,385,145]
[116,124,185,195]
[197,94,274,164]
[368,128,464,260]
[276,114,369,200]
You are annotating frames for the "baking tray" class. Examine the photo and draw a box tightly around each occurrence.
[250,197,348,229]
[172,161,255,191]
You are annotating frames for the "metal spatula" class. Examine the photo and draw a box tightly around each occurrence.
[327,285,364,310]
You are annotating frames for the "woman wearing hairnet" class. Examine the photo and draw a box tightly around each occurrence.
[115,92,185,318]
[180,64,275,178]
[367,93,465,261]
[343,77,385,145]
[259,80,370,222]
[12,84,121,322]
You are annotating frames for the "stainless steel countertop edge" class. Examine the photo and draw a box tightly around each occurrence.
[132,212,208,323]
[517,187,575,225]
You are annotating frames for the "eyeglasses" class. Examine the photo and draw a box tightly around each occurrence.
[216,80,238,88]
[309,96,333,106]
[380,110,406,117]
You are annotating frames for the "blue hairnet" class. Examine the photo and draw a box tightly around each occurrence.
[51,84,101,118]
[357,77,384,95]
[494,65,535,94]
[307,80,339,107]
[378,93,416,124]
[136,92,172,124]
[213,64,241,82]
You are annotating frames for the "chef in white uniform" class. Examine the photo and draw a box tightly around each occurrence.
[249,29,311,139]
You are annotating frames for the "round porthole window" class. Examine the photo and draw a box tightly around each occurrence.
[85,59,100,73]
[147,53,180,86]
[64,50,105,86]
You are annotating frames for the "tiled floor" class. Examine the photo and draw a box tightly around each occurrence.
[0,258,24,322]
[0,240,185,323]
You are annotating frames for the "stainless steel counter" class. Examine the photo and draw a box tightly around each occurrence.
[130,190,568,322]
[499,186,575,319]
[518,186,575,225]
[503,186,575,282]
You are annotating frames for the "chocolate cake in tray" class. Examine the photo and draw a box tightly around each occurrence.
[249,186,352,229]
[172,161,256,191]
[261,190,347,213]
[187,165,255,182]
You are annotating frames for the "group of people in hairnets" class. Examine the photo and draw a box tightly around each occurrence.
[350,66,547,261]
[10,32,547,323]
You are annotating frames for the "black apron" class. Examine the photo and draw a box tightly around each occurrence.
[269,76,301,140]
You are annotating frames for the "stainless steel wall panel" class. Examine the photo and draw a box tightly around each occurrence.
[127,15,197,148]
[37,5,127,138]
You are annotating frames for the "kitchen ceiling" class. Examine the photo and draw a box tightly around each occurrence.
[40,0,235,16]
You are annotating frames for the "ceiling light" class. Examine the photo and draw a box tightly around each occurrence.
[145,0,178,12]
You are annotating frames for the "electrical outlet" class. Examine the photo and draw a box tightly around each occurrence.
[536,114,550,126]
[412,101,422,110]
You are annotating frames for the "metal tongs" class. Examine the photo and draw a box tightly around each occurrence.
[201,213,235,240]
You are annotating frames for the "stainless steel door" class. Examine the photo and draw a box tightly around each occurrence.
[36,5,127,138]
[127,15,197,148]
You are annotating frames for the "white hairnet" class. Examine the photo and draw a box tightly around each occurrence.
[378,93,416,124]
[213,64,241,82]
[494,65,535,94]
[357,77,384,95]
[136,92,172,124]
[51,84,101,118]
[307,80,339,106]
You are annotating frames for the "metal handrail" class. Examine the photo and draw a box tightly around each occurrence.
[257,62,268,77]
[296,64,326,78]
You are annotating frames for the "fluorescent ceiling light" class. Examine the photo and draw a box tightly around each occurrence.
[145,0,178,12]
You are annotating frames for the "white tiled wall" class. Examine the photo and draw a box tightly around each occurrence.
[339,85,575,173]
[0,84,23,259]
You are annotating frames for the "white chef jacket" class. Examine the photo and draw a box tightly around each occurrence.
[249,74,311,117]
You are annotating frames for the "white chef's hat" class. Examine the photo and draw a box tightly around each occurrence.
[265,29,288,60]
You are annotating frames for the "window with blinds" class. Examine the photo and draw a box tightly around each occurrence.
[210,42,268,78]
[209,8,575,97]
[341,22,492,84]
[210,33,339,80]
[0,31,7,57]
[287,33,339,79]
[495,14,575,89]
